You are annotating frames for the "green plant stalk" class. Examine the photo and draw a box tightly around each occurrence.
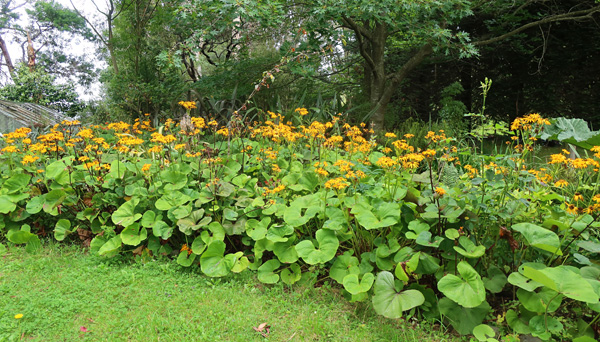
[554,214,598,265]
[544,292,561,332]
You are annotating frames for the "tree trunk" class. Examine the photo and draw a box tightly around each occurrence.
[370,44,433,131]
[0,34,15,79]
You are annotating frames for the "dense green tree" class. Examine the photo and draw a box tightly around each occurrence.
[0,63,83,115]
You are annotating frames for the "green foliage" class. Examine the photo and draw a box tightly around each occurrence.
[2,112,600,340]
[0,64,82,115]
[541,117,600,150]
[437,82,468,133]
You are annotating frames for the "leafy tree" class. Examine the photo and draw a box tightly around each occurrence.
[0,63,83,115]
[0,0,96,87]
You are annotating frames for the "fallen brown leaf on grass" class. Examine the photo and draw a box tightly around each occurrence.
[253,322,271,337]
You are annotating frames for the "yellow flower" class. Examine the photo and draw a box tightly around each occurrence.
[548,154,567,164]
[574,192,584,202]
[216,128,229,136]
[376,156,397,169]
[435,187,446,196]
[15,314,23,319]
[553,179,568,187]
[148,145,163,153]
[315,167,329,177]
[142,164,151,172]
[324,177,350,190]
[2,145,18,153]
[178,101,197,110]
[21,155,39,165]
[422,149,436,158]
[566,202,579,215]
[61,119,81,126]
[77,128,94,139]
[295,107,309,116]
[384,132,397,138]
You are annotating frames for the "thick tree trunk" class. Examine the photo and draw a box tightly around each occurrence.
[370,44,433,131]
[0,34,15,79]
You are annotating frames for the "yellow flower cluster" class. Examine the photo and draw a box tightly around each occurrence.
[179,101,197,110]
[295,107,308,116]
[510,113,550,131]
[263,184,285,195]
[21,155,39,165]
[376,156,397,169]
[3,127,31,143]
[150,133,176,144]
[424,130,447,143]
[324,177,350,190]
[118,136,144,146]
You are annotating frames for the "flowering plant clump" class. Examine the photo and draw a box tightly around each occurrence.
[1,111,599,339]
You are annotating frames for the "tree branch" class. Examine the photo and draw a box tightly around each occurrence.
[378,44,433,108]
[475,5,600,46]
[340,16,375,71]
[340,16,373,41]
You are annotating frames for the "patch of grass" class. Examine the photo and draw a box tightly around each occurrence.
[0,243,456,341]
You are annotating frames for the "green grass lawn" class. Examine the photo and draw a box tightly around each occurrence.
[0,243,457,341]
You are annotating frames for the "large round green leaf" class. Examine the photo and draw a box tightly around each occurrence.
[512,223,562,255]
[517,288,562,313]
[54,219,73,241]
[330,252,360,284]
[42,189,66,216]
[98,235,122,257]
[191,236,207,255]
[438,261,486,308]
[177,251,197,267]
[473,324,496,342]
[283,194,323,227]
[273,237,299,264]
[281,263,302,285]
[438,297,491,335]
[266,224,294,242]
[322,207,347,231]
[3,174,31,193]
[454,236,485,258]
[343,273,374,295]
[201,222,225,245]
[155,191,191,211]
[26,195,44,214]
[351,199,400,230]
[258,259,280,284]
[120,223,148,246]
[482,266,507,294]
[522,265,599,303]
[111,197,142,227]
[152,220,173,239]
[200,240,235,277]
[246,217,270,241]
[231,253,249,273]
[45,159,69,185]
[372,271,424,319]
[295,229,339,265]
[0,195,17,214]
[7,228,34,244]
